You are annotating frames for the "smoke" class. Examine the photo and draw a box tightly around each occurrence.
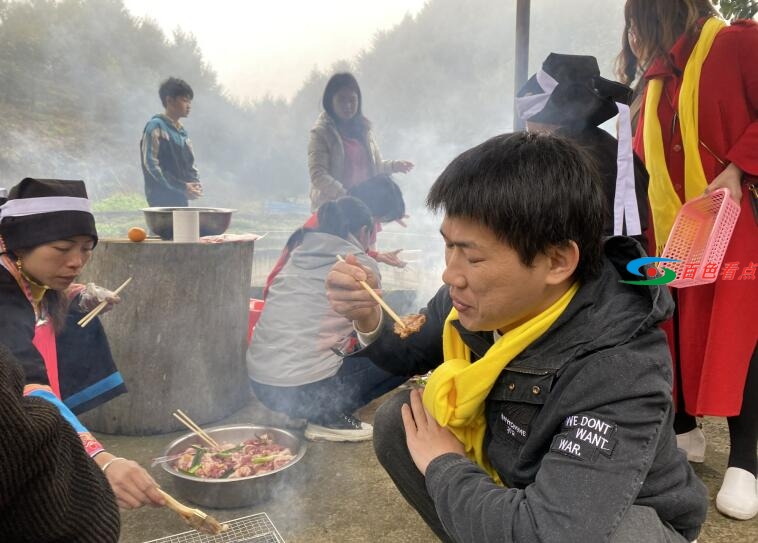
[0,0,628,208]
[0,127,144,198]
[2,3,635,537]
[358,0,628,308]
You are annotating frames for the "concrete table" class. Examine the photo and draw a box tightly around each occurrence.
[78,238,255,435]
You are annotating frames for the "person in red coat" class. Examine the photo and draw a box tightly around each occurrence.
[618,0,758,521]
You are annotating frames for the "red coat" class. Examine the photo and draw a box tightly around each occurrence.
[634,19,758,416]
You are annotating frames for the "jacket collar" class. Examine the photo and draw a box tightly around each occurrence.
[155,114,185,132]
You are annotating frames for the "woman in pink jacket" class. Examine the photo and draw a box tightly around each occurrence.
[307,72,414,211]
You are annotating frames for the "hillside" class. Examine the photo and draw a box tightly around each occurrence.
[0,0,629,209]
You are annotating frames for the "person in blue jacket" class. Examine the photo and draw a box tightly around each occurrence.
[140,77,202,206]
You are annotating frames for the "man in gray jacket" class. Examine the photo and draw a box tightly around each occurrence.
[326,132,707,542]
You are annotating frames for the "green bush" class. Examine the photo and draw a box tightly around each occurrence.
[92,193,148,212]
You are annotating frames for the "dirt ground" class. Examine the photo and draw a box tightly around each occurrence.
[107,391,757,543]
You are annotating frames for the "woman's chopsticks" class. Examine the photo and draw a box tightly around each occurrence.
[336,255,407,330]
[172,409,221,450]
[158,488,227,535]
[77,277,133,327]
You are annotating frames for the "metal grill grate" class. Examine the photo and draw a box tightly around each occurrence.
[143,512,285,543]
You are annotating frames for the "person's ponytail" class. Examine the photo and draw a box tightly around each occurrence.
[316,197,373,241]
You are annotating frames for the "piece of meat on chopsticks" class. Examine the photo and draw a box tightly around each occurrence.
[394,313,427,339]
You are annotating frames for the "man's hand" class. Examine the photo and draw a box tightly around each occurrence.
[401,388,466,476]
[375,249,407,268]
[185,182,203,200]
[326,253,382,331]
[706,162,742,203]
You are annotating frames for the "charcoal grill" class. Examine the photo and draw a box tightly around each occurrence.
[143,512,285,543]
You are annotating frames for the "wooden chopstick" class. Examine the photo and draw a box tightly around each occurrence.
[173,411,220,449]
[172,415,218,450]
[158,488,194,514]
[173,410,221,450]
[157,489,227,535]
[336,255,407,329]
[77,277,133,327]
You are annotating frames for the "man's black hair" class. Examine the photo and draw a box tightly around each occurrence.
[348,174,405,223]
[159,77,194,107]
[426,131,605,283]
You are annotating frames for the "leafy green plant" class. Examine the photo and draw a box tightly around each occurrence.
[91,193,148,212]
[713,0,758,19]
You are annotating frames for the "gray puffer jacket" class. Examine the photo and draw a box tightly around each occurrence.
[357,236,708,543]
[247,231,379,386]
[307,112,395,210]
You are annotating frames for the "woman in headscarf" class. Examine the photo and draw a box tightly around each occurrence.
[0,177,164,510]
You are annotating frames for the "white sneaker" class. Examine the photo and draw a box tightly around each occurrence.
[304,414,373,442]
[716,467,758,520]
[676,427,706,463]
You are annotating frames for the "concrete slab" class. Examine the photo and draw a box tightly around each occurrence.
[108,393,757,542]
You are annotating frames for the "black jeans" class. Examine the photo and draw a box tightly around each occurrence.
[373,390,690,543]
[250,356,407,423]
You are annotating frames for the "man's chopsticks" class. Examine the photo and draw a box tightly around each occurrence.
[77,277,132,327]
[336,255,406,329]
[172,409,221,450]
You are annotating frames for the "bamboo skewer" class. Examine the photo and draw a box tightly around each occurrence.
[77,277,133,327]
[172,409,221,450]
[336,255,407,329]
[157,488,228,535]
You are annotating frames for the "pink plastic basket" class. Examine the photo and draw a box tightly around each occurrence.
[660,188,741,287]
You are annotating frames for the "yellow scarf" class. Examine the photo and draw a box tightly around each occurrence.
[644,17,726,254]
[422,283,579,482]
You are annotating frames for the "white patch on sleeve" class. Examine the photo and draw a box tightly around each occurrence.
[550,413,618,462]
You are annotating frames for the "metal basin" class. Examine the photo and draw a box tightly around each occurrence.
[142,207,235,240]
[160,425,306,509]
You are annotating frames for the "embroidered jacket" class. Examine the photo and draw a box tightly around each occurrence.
[0,265,126,456]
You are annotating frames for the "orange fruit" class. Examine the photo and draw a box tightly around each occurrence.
[127,226,147,242]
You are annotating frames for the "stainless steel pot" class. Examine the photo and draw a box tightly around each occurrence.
[141,207,236,240]
[160,425,306,508]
